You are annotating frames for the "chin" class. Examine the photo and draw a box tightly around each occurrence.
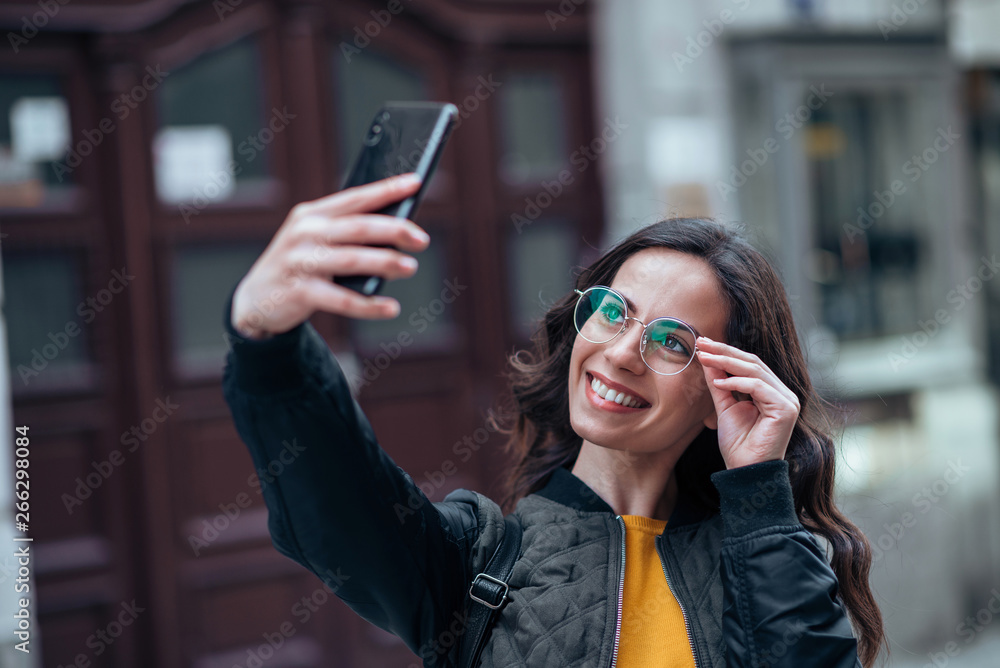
[569,410,636,453]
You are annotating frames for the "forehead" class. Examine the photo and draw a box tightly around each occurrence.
[609,248,728,339]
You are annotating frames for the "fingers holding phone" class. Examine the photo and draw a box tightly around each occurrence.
[230,173,429,340]
[333,104,456,297]
[300,171,424,219]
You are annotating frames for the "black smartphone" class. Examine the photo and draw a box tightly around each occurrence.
[333,101,459,296]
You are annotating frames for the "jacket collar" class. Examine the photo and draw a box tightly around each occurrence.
[535,466,714,528]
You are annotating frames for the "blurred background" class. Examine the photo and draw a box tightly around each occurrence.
[1,0,999,665]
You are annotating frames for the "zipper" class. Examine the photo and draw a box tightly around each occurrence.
[609,515,626,668]
[656,534,702,668]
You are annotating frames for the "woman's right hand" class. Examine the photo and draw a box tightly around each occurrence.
[230,172,429,340]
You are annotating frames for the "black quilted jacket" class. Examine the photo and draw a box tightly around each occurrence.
[221,285,863,668]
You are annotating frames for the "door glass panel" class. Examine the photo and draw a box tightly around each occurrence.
[507,220,576,339]
[806,90,929,340]
[171,243,265,378]
[0,73,74,209]
[350,232,460,355]
[497,72,568,186]
[333,48,456,358]
[3,251,91,392]
[154,37,272,206]
[333,48,428,179]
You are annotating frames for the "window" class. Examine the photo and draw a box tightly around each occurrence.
[805,89,934,340]
[0,73,74,209]
[333,47,428,179]
[3,251,92,393]
[349,233,460,355]
[497,72,568,185]
[170,243,265,378]
[153,37,272,207]
[507,220,576,339]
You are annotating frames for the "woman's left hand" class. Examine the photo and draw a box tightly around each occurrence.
[695,336,801,470]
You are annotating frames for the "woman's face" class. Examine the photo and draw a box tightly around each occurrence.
[568,248,729,456]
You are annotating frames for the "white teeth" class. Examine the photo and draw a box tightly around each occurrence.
[589,375,644,408]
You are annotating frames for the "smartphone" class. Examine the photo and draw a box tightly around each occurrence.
[333,102,459,296]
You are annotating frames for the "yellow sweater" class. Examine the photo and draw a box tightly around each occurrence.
[617,515,697,667]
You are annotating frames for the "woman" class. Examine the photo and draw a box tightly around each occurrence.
[223,172,885,667]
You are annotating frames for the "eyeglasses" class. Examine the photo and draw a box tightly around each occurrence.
[573,285,701,376]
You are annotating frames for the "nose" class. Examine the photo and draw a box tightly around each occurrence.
[602,318,646,374]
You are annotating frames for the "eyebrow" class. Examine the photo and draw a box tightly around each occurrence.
[618,288,703,337]
[618,291,639,315]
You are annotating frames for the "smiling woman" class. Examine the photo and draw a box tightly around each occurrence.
[497,218,886,666]
[222,175,885,668]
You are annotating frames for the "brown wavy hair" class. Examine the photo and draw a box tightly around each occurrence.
[491,217,885,667]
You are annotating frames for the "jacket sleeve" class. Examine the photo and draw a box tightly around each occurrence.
[220,281,480,667]
[710,459,862,668]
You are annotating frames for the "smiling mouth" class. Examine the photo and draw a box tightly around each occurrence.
[586,373,651,409]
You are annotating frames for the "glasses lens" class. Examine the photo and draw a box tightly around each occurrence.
[641,318,697,375]
[575,287,626,343]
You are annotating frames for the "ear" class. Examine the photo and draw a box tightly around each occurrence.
[703,408,718,431]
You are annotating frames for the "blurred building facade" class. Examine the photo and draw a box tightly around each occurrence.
[0,0,606,665]
[592,0,1000,664]
[3,0,1000,666]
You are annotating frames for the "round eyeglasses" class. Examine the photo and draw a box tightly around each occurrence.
[573,286,701,376]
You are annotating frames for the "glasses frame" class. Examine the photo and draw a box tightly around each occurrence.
[572,286,702,376]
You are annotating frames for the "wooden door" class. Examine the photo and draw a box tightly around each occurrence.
[0,1,601,665]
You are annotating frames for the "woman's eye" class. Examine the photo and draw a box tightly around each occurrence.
[599,304,623,321]
[653,335,688,355]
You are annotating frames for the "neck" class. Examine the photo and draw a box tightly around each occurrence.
[570,440,681,520]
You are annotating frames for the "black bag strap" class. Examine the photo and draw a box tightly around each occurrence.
[459,513,522,668]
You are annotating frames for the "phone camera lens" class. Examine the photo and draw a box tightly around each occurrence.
[364,124,383,146]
